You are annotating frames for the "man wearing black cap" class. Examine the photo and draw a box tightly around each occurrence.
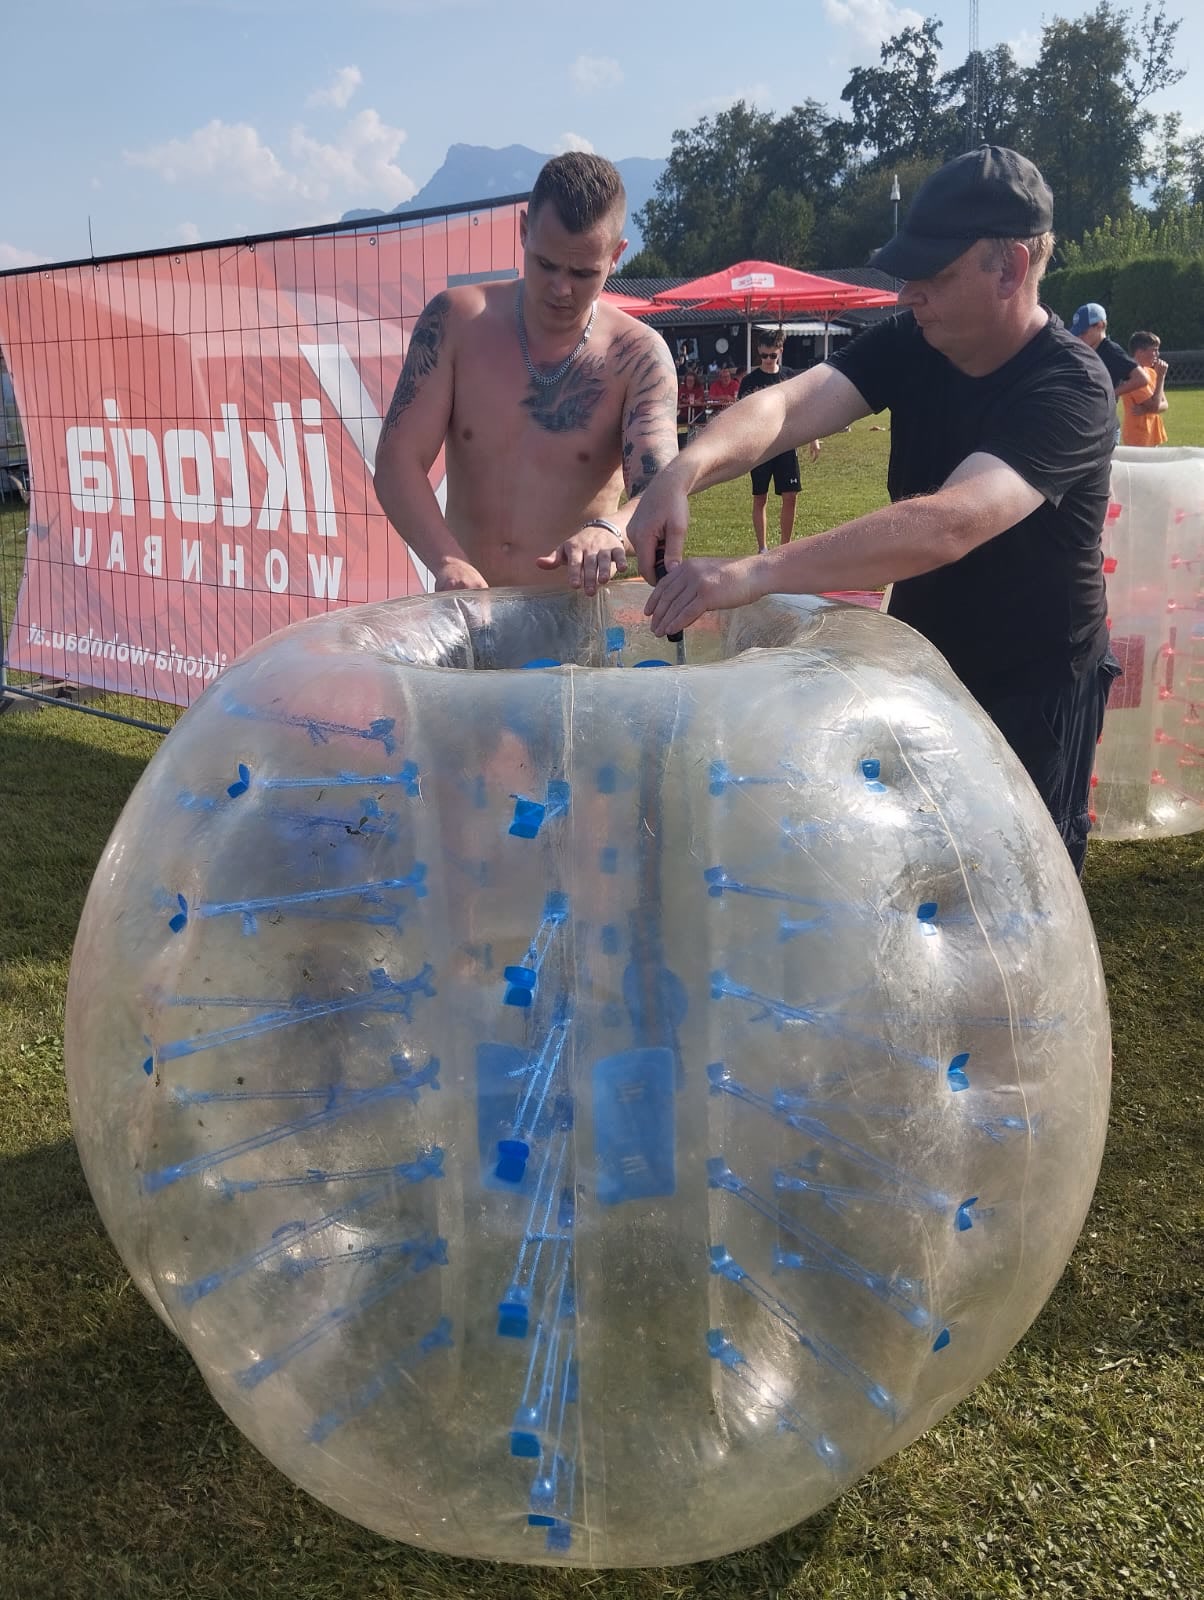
[629,145,1120,875]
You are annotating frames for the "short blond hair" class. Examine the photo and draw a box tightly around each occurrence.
[981,231,1055,283]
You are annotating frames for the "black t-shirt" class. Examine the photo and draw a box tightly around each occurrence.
[1095,335,1138,390]
[827,310,1114,699]
[737,364,796,399]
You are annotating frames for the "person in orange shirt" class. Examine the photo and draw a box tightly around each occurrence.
[1120,331,1169,446]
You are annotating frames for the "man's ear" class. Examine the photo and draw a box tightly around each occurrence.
[611,236,629,271]
[999,241,1031,299]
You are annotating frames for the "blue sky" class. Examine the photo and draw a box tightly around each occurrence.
[4,0,1203,270]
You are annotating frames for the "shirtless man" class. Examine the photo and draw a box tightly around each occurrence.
[372,153,679,596]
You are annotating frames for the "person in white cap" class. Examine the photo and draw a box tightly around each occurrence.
[630,145,1122,875]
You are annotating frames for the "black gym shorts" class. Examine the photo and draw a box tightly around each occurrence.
[750,449,802,497]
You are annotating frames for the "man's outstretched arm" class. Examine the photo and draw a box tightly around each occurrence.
[627,364,871,583]
[644,451,1044,638]
[372,292,486,591]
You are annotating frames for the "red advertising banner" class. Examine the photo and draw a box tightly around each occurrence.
[0,201,524,704]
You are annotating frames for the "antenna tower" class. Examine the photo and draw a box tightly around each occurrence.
[968,0,982,148]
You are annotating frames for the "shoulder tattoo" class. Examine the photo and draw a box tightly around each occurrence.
[379,292,451,442]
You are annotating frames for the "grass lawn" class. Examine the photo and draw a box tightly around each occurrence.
[681,415,894,559]
[1,403,1203,1599]
[686,383,1204,559]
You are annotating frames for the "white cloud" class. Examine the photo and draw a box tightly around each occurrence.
[0,242,45,269]
[1007,29,1041,69]
[288,109,417,205]
[822,0,925,50]
[571,54,622,93]
[176,222,202,245]
[126,121,299,199]
[124,110,417,211]
[554,132,596,154]
[307,66,363,110]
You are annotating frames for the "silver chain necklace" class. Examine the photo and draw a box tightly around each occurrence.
[515,282,597,386]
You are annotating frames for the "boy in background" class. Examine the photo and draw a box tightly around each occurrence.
[1120,332,1169,446]
[736,330,819,552]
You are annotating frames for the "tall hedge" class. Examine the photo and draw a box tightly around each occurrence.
[1044,257,1204,347]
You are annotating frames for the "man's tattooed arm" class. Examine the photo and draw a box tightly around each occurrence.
[372,290,483,590]
[613,331,680,496]
[378,292,451,448]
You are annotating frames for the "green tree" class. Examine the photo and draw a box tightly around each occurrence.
[840,19,956,164]
[760,101,849,211]
[1144,111,1204,216]
[1060,204,1204,265]
[939,42,1027,154]
[632,4,1191,275]
[634,99,841,273]
[1019,3,1185,241]
[1146,112,1192,216]
[819,157,941,272]
[636,101,778,273]
[1185,134,1204,207]
[615,246,672,280]
[752,188,817,265]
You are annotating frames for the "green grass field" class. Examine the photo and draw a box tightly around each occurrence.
[686,384,1204,560]
[1,405,1202,1600]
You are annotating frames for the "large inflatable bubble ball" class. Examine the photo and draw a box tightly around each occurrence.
[1093,445,1204,840]
[66,586,1111,1569]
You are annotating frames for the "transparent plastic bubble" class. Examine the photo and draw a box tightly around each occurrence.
[1095,446,1204,839]
[66,588,1110,1568]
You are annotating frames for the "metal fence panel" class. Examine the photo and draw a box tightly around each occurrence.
[1,198,525,730]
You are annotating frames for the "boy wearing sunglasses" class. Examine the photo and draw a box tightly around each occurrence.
[735,331,820,552]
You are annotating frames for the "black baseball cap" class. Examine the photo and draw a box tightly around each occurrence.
[870,146,1053,281]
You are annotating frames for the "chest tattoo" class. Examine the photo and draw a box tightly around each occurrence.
[521,354,608,434]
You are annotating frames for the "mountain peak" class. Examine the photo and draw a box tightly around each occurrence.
[341,144,665,255]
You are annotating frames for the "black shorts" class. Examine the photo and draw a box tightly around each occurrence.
[978,651,1122,876]
[750,450,801,497]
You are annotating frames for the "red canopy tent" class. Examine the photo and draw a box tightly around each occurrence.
[651,259,897,367]
[599,289,661,317]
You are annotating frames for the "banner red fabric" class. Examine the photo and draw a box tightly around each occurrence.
[0,203,523,704]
